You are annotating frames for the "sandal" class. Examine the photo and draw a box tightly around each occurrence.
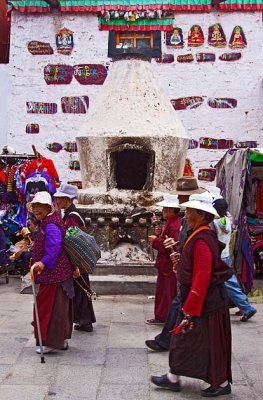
[145,318,164,325]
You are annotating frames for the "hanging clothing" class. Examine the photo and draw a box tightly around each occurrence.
[152,214,181,322]
[20,157,59,187]
[20,171,56,202]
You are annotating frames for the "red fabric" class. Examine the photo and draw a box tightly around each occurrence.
[65,216,82,228]
[26,158,59,181]
[0,169,7,185]
[152,214,181,321]
[34,283,57,341]
[183,239,212,316]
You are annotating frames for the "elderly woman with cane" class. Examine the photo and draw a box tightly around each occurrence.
[151,192,232,397]
[28,191,75,354]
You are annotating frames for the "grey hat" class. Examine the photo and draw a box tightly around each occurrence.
[54,183,78,199]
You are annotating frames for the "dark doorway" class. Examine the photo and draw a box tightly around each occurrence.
[115,149,149,190]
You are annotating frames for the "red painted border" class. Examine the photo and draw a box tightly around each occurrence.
[218,4,263,10]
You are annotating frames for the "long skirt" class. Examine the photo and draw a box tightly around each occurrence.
[34,283,73,349]
[73,273,96,326]
[169,306,232,387]
[154,271,177,322]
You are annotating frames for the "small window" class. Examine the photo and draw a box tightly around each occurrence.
[116,31,154,50]
[108,31,161,58]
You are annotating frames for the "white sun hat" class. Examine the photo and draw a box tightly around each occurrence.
[156,194,180,208]
[54,183,78,199]
[205,185,223,201]
[27,191,56,213]
[180,192,219,217]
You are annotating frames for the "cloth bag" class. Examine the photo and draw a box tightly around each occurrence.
[63,226,101,274]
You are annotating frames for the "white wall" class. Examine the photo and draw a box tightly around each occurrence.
[0,64,9,148]
[8,11,263,182]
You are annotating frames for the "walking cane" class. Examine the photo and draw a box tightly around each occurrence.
[30,265,45,364]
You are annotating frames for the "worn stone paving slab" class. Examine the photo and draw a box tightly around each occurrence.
[97,384,150,400]
[0,384,49,400]
[51,365,102,398]
[0,280,263,400]
[108,322,147,348]
[102,348,149,385]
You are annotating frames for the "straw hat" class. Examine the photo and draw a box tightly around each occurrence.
[180,192,219,217]
[156,194,180,208]
[54,183,78,199]
[171,176,206,196]
[27,191,56,213]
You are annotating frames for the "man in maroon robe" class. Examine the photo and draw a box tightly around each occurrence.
[146,194,181,324]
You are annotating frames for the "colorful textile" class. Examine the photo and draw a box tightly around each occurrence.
[8,0,213,13]
[63,226,101,274]
[99,17,173,31]
[218,0,263,10]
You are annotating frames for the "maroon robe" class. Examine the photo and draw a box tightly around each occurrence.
[152,214,181,321]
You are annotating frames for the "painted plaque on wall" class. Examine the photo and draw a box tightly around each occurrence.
[208,24,226,48]
[208,98,237,109]
[26,102,57,114]
[177,54,194,63]
[64,142,78,152]
[236,141,257,149]
[47,143,63,153]
[69,160,80,170]
[188,25,204,47]
[198,168,216,182]
[73,64,107,85]
[219,52,241,62]
[171,97,204,111]
[28,41,54,55]
[196,53,215,62]
[26,123,39,134]
[67,180,82,189]
[156,54,174,63]
[188,139,198,149]
[199,137,234,150]
[166,27,184,48]
[61,96,89,114]
[44,65,73,85]
[56,27,74,55]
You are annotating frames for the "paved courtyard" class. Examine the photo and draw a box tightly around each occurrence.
[0,277,262,400]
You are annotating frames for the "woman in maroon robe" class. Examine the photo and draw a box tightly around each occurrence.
[151,192,232,397]
[28,191,75,354]
[146,194,181,324]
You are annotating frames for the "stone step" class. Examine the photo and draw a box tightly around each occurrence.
[90,274,156,295]
[94,262,156,276]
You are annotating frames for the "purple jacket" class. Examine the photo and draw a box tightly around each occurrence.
[32,213,74,284]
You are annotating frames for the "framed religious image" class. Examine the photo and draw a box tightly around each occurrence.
[188,25,204,47]
[229,26,247,49]
[208,23,226,48]
[166,27,184,48]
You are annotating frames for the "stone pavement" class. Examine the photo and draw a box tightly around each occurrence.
[0,278,262,400]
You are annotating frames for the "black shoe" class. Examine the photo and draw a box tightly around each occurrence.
[240,309,257,322]
[74,324,93,332]
[201,383,231,397]
[151,374,181,392]
[145,340,168,352]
